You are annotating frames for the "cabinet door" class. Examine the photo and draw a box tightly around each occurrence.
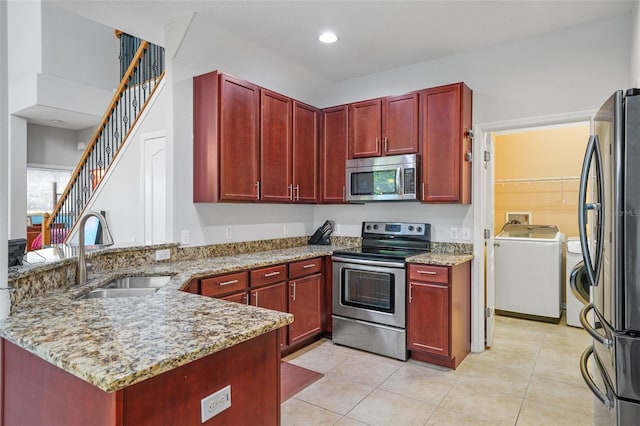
[220,291,249,304]
[251,282,288,348]
[219,74,260,201]
[349,99,382,158]
[260,89,292,202]
[408,281,450,356]
[320,105,348,203]
[421,83,472,203]
[288,273,322,345]
[292,101,319,203]
[383,93,419,155]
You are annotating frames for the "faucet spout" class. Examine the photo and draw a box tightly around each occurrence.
[75,212,114,284]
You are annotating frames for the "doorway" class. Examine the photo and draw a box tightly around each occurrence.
[472,112,594,352]
[142,131,167,245]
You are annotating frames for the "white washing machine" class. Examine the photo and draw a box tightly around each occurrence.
[566,237,589,327]
[494,224,563,321]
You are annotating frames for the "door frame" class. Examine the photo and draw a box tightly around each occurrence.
[142,130,167,245]
[471,109,594,353]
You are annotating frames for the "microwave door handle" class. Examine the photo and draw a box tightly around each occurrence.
[396,167,402,195]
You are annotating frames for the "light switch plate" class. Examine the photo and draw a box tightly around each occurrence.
[201,385,231,422]
[155,249,170,261]
[450,227,459,240]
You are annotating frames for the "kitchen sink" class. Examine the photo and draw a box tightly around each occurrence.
[81,275,172,299]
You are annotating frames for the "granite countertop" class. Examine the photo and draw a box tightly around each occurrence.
[407,252,474,266]
[0,243,472,393]
[0,245,336,393]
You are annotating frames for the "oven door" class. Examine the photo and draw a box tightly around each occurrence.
[332,257,406,328]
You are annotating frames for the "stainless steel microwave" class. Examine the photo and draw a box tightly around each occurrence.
[345,154,419,202]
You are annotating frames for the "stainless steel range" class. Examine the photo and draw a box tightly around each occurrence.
[332,222,431,360]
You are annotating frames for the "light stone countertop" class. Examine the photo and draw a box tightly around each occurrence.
[407,252,474,266]
[0,244,472,393]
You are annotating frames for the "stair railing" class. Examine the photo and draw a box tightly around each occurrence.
[43,39,165,245]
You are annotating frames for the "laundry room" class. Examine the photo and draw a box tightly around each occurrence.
[492,122,590,326]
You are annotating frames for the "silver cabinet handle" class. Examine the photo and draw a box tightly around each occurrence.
[384,136,388,152]
[264,271,280,277]
[291,282,296,301]
[342,186,346,202]
[255,181,260,199]
[409,284,413,303]
[295,185,300,201]
[219,279,239,286]
[253,291,259,307]
[417,270,437,275]
[375,137,379,152]
[302,264,316,269]
[243,293,249,305]
[288,184,293,201]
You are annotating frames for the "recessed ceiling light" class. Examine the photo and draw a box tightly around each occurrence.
[51,119,64,124]
[318,31,338,44]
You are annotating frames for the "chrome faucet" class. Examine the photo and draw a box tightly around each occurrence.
[75,212,114,284]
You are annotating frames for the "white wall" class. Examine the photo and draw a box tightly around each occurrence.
[6,0,41,85]
[8,116,27,239]
[168,13,332,246]
[79,84,169,246]
[41,2,118,92]
[27,124,82,168]
[163,12,631,246]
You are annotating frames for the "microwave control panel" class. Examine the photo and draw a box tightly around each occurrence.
[403,168,416,194]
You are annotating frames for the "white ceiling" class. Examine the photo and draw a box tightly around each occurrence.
[28,0,635,130]
[53,0,634,82]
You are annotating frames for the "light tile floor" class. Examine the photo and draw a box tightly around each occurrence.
[281,314,593,426]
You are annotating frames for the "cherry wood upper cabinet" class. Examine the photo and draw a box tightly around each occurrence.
[193,71,260,202]
[320,105,349,204]
[348,94,419,159]
[349,98,382,158]
[420,83,472,204]
[292,101,320,203]
[260,89,293,202]
[384,92,419,155]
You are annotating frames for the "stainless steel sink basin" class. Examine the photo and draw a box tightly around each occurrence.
[83,287,159,299]
[102,275,171,289]
[81,275,171,299]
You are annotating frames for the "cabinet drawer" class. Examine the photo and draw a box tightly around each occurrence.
[251,264,287,287]
[201,271,249,297]
[409,264,449,284]
[289,257,323,279]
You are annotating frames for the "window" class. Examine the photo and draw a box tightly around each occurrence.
[26,167,71,216]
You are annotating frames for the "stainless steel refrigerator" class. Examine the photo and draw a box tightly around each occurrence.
[575,89,640,425]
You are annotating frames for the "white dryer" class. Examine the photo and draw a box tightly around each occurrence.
[494,224,563,321]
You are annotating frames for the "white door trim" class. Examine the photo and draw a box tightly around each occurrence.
[470,109,596,353]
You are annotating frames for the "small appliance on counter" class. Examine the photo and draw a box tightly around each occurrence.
[331,221,431,360]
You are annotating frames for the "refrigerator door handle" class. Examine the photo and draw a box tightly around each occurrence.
[580,345,614,409]
[578,134,605,287]
[580,303,613,348]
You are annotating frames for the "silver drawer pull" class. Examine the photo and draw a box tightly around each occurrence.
[302,264,316,269]
[219,279,239,286]
[264,271,280,277]
[417,270,437,275]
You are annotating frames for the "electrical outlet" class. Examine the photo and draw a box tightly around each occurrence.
[334,223,341,234]
[155,249,171,261]
[283,223,288,235]
[201,385,231,422]
[462,228,471,241]
[180,230,189,245]
[450,227,459,240]
[225,227,232,240]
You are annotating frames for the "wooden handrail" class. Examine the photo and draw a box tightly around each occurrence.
[43,39,156,245]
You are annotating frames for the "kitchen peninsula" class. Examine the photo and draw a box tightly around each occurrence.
[1,238,472,425]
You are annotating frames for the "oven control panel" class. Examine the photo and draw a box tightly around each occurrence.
[362,222,429,237]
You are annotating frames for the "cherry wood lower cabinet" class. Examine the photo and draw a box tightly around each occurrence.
[407,261,471,369]
[288,273,322,345]
[1,331,281,425]
[192,257,326,354]
[251,282,288,348]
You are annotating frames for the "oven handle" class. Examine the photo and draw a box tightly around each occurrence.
[331,256,405,268]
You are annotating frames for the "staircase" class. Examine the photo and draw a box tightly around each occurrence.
[42,33,165,245]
